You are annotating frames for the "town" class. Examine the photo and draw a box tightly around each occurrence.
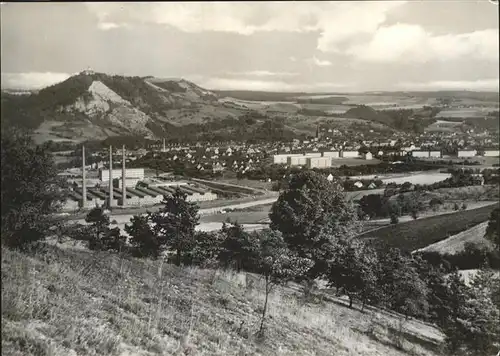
[2,2,499,356]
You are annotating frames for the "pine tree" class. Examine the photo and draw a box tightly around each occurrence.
[1,130,67,247]
[125,213,162,258]
[151,188,200,266]
[85,207,125,251]
[218,221,259,272]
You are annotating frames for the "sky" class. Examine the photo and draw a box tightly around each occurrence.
[1,1,499,92]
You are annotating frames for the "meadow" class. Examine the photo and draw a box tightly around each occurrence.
[1,244,445,356]
[359,203,499,252]
[416,222,493,255]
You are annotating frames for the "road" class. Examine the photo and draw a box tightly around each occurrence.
[64,188,389,236]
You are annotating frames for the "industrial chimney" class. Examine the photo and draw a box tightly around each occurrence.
[109,145,113,208]
[122,145,126,206]
[81,145,87,208]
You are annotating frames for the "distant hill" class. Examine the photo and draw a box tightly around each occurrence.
[343,105,393,126]
[212,90,307,102]
[1,72,309,143]
[4,73,495,143]
[0,72,230,142]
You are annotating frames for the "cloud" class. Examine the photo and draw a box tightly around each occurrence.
[346,24,499,62]
[1,72,73,90]
[98,22,122,31]
[225,70,298,77]
[85,2,406,49]
[310,56,332,67]
[397,78,499,91]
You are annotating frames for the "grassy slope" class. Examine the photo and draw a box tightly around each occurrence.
[416,222,494,255]
[359,203,499,252]
[2,244,444,356]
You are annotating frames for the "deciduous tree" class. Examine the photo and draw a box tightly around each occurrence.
[269,171,360,279]
[485,207,499,249]
[253,229,313,334]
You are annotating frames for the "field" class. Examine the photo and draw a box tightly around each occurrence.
[427,185,499,202]
[1,244,444,356]
[415,222,494,255]
[217,178,274,191]
[331,158,383,167]
[381,173,451,185]
[424,120,463,133]
[359,203,499,252]
[348,172,451,185]
[436,108,497,118]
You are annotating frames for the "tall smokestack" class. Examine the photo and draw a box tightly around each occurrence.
[109,145,113,208]
[122,145,126,206]
[82,145,86,208]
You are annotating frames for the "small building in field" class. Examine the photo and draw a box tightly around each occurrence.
[429,151,442,158]
[363,152,373,160]
[353,181,363,189]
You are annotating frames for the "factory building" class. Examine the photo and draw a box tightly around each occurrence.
[287,155,308,167]
[322,151,340,158]
[457,150,477,158]
[411,150,442,159]
[483,150,500,157]
[304,153,322,158]
[273,153,302,164]
[340,151,359,158]
[306,157,332,169]
[99,168,145,187]
[62,145,217,212]
[412,151,431,158]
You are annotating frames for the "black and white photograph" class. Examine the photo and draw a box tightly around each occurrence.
[1,1,499,355]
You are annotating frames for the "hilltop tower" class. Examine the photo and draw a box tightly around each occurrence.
[81,66,95,76]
